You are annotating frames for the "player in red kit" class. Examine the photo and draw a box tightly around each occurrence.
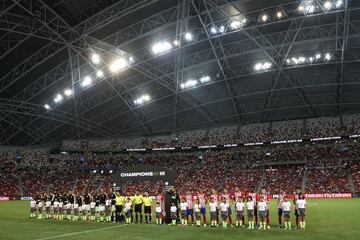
[221,189,233,227]
[260,188,271,229]
[234,187,245,227]
[197,191,207,226]
[185,191,195,225]
[249,187,259,226]
[210,189,219,224]
[156,190,165,224]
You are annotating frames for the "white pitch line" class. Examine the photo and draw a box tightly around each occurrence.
[35,225,126,240]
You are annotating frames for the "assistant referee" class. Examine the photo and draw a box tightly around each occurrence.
[143,192,153,223]
[133,191,143,223]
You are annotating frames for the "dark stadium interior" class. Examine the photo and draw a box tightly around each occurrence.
[1,0,360,146]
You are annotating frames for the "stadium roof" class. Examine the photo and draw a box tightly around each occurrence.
[0,0,360,145]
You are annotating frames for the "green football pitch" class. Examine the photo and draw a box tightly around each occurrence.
[0,199,359,240]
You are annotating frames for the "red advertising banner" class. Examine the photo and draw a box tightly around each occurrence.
[303,193,352,198]
[0,196,10,201]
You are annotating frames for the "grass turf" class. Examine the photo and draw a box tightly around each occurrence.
[0,198,359,240]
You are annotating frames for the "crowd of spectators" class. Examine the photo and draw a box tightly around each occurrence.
[2,116,360,197]
[61,114,360,151]
[351,163,360,192]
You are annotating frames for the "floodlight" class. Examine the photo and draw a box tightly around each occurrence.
[91,53,100,64]
[93,170,97,173]
[309,56,314,62]
[96,70,104,78]
[230,21,241,29]
[315,53,322,60]
[173,40,180,46]
[211,27,217,34]
[184,32,193,41]
[305,5,315,13]
[299,56,306,63]
[298,5,305,11]
[219,25,225,33]
[64,89,72,97]
[255,63,262,71]
[325,53,331,60]
[242,18,247,24]
[261,14,268,22]
[200,76,211,83]
[134,94,151,105]
[276,11,283,18]
[129,56,134,63]
[109,170,113,174]
[44,104,50,110]
[81,76,92,87]
[324,1,332,10]
[109,58,129,73]
[53,94,63,103]
[152,41,172,54]
[335,0,343,8]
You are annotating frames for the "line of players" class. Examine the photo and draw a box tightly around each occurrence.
[29,187,307,230]
[170,188,306,230]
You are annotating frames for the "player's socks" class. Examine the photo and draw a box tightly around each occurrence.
[229,216,232,225]
[303,222,306,229]
[278,216,282,225]
[203,216,206,225]
[248,222,252,228]
[145,215,148,223]
[172,220,176,225]
[240,220,243,226]
[288,221,291,228]
[140,214,143,223]
[191,215,194,224]
[252,221,255,229]
[38,213,42,219]
[259,222,263,229]
[159,218,162,224]
[235,220,239,227]
[184,219,188,225]
[264,222,267,229]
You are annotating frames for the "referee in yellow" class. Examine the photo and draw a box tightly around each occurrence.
[133,191,143,223]
[115,191,125,222]
[143,192,153,223]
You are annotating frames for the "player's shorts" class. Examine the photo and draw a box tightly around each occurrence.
[156,212,162,219]
[54,201,59,208]
[134,204,142,213]
[186,208,193,216]
[247,210,253,218]
[236,210,243,218]
[111,205,116,212]
[46,207,50,212]
[66,204,72,210]
[83,204,90,211]
[170,212,177,220]
[59,203,63,209]
[221,211,227,219]
[144,206,151,214]
[37,202,43,208]
[181,210,187,218]
[74,204,79,209]
[99,205,105,212]
[278,208,283,216]
[200,207,206,215]
[125,211,131,218]
[283,211,290,218]
[195,211,200,219]
[298,208,305,217]
[105,205,111,212]
[210,211,217,220]
[95,206,99,212]
[90,208,95,214]
[115,205,123,213]
[259,210,266,218]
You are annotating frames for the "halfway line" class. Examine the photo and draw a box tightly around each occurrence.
[34,225,126,240]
